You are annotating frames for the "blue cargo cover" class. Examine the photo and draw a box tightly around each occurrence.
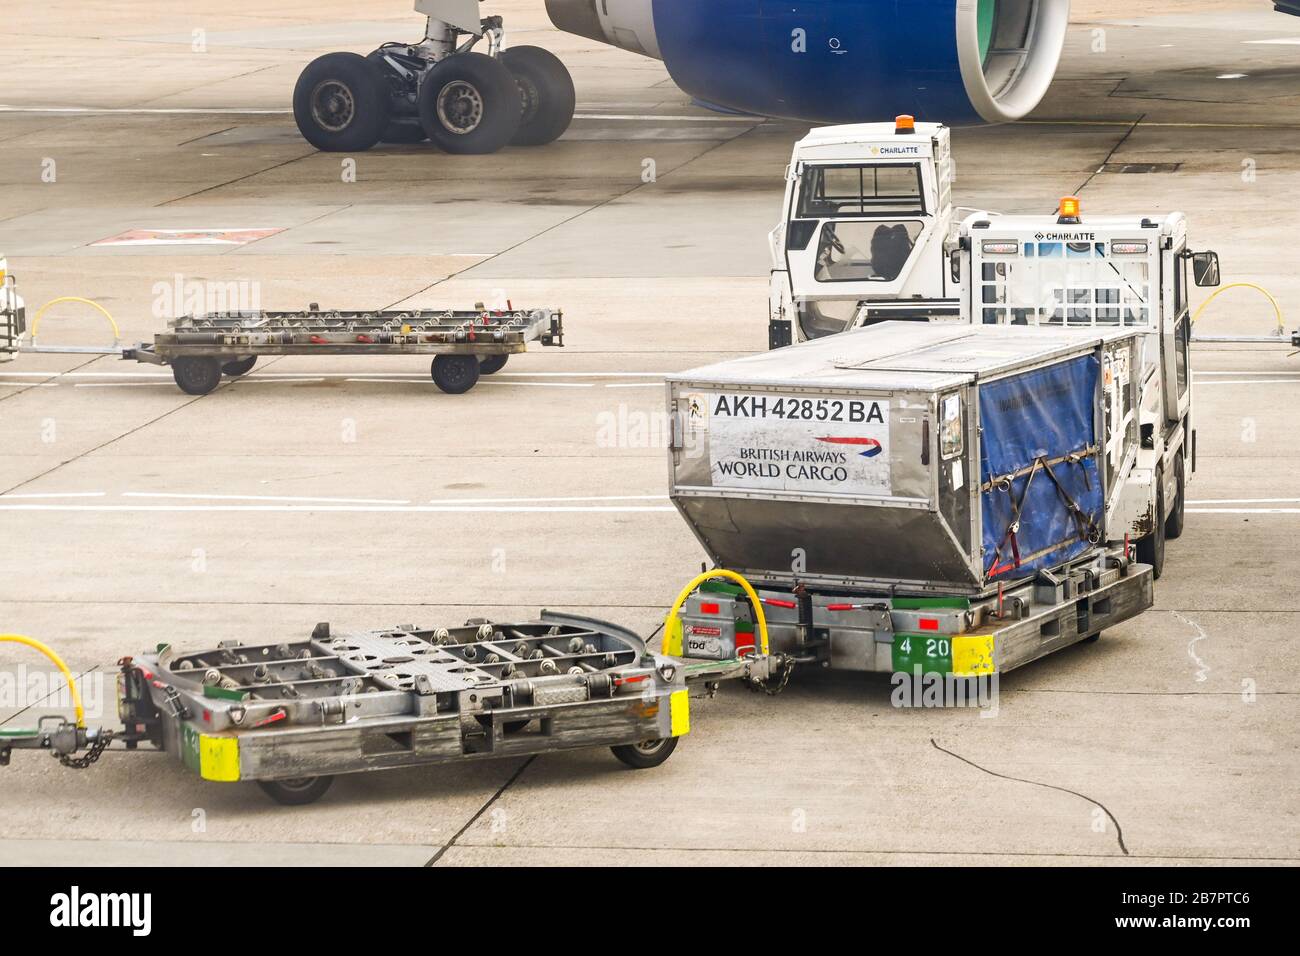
[979,355,1102,580]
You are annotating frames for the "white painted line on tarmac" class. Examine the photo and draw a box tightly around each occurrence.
[1186,508,1300,514]
[1191,379,1300,386]
[604,383,663,389]
[73,381,176,388]
[1195,371,1300,376]
[0,105,293,114]
[478,377,595,385]
[0,369,672,380]
[0,492,107,499]
[0,106,758,122]
[498,372,669,378]
[426,494,666,505]
[573,113,759,123]
[1188,497,1300,505]
[1244,37,1300,44]
[0,381,59,387]
[230,377,325,384]
[0,371,171,378]
[122,492,412,505]
[0,504,675,513]
[344,377,434,384]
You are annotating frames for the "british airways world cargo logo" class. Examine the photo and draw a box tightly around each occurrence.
[816,435,883,457]
[702,391,892,497]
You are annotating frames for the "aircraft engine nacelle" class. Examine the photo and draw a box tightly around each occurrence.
[546,0,1070,125]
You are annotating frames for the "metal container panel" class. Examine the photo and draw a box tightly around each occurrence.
[668,322,1142,596]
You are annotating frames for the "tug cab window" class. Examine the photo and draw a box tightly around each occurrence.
[814,220,924,282]
[797,164,925,218]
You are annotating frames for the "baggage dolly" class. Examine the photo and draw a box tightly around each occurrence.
[2,601,789,806]
[125,305,564,395]
[0,259,564,395]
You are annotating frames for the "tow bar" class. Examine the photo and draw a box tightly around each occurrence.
[0,634,113,769]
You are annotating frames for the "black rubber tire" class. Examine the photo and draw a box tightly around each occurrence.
[479,353,508,375]
[1081,631,1102,644]
[417,52,521,154]
[610,736,679,770]
[257,775,334,806]
[221,356,257,377]
[172,357,223,396]
[501,46,576,147]
[431,354,481,394]
[1136,468,1167,580]
[380,121,428,144]
[293,52,389,152]
[1165,452,1187,540]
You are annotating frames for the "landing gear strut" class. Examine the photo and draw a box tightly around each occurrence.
[292,3,575,155]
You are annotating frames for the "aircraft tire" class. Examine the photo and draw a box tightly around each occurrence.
[502,46,576,147]
[418,53,521,154]
[293,52,389,152]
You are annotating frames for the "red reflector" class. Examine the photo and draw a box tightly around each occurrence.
[202,709,211,722]
[699,602,720,615]
[736,632,756,650]
[919,618,939,631]
[614,674,649,686]
[826,604,853,612]
[252,709,288,728]
[763,598,797,609]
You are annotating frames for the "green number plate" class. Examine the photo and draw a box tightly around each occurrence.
[891,632,954,675]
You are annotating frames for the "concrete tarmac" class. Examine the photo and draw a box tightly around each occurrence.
[0,0,1297,865]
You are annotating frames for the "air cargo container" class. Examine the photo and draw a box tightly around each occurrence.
[665,321,1153,677]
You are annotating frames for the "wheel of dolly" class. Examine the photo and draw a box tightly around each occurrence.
[478,353,508,375]
[501,46,576,147]
[417,53,521,154]
[610,736,678,770]
[1165,452,1186,540]
[431,354,481,393]
[293,52,389,152]
[257,775,335,806]
[171,357,223,396]
[221,356,257,377]
[1136,467,1167,580]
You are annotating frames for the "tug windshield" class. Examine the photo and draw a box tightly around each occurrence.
[797,163,925,217]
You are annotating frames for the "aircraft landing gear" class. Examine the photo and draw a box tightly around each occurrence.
[292,4,575,155]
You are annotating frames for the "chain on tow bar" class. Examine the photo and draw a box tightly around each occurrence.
[1,633,111,768]
[662,568,793,697]
[59,733,110,769]
[746,656,794,696]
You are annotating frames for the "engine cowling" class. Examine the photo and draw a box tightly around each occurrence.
[546,0,1070,125]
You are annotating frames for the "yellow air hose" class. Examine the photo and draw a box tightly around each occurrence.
[29,296,121,346]
[0,634,86,728]
[662,569,770,657]
[1191,282,1285,332]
